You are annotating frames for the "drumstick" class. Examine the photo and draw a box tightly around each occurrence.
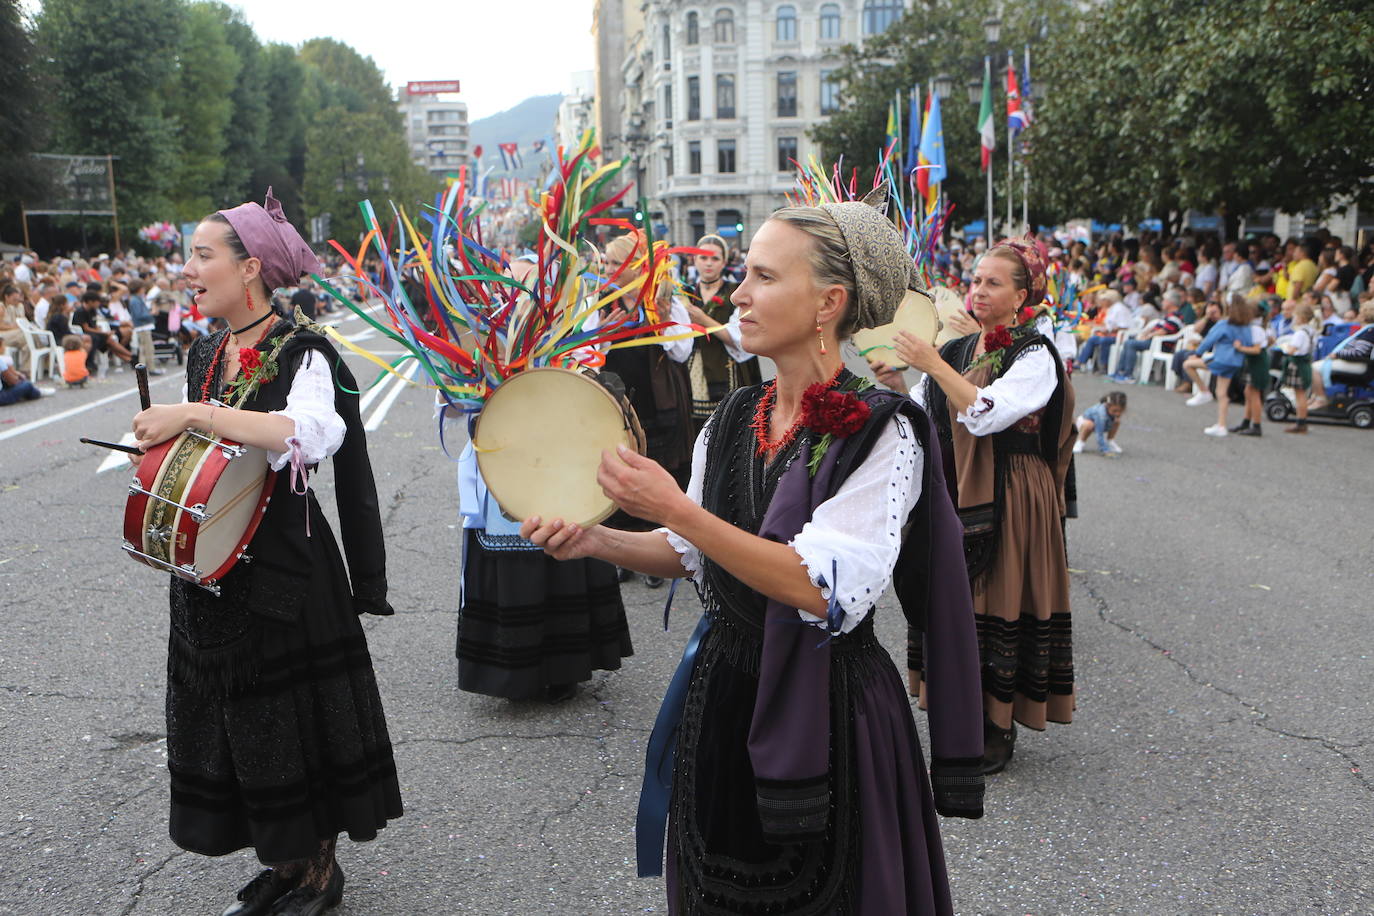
[134,364,151,410]
[80,437,143,455]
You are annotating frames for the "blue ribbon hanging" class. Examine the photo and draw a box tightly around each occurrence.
[635,612,710,877]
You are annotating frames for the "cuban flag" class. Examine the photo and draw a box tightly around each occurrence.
[499,142,523,171]
[1007,57,1029,136]
[532,138,546,154]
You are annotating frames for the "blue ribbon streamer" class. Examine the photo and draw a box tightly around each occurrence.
[635,612,710,877]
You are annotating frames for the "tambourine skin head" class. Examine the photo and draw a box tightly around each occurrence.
[473,368,636,528]
[853,289,940,371]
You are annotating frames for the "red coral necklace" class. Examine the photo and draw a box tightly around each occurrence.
[197,315,273,403]
[751,366,842,456]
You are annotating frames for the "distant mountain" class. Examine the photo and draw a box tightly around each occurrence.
[469,94,562,182]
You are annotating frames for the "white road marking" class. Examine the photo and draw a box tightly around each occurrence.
[0,375,182,443]
[97,432,140,474]
[363,362,419,432]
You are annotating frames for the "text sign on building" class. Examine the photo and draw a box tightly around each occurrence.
[407,80,461,95]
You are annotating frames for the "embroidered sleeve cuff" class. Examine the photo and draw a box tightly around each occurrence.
[657,527,701,582]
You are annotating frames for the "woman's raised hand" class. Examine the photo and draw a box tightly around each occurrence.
[597,444,689,527]
[944,309,981,337]
[893,330,943,375]
[868,359,909,395]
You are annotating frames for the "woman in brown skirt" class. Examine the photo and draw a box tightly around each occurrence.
[879,238,1076,774]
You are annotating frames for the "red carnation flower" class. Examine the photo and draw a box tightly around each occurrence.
[802,384,871,438]
[1019,305,1037,325]
[239,347,262,374]
[709,295,724,306]
[984,324,1013,352]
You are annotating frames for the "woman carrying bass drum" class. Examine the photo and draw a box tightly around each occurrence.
[130,191,401,916]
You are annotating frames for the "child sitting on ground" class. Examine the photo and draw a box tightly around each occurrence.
[1073,391,1128,457]
[61,334,90,387]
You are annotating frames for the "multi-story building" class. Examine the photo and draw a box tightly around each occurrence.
[593,0,646,169]
[398,82,470,179]
[557,71,598,150]
[618,0,906,247]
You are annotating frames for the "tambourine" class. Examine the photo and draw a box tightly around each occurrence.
[473,367,645,528]
[853,288,942,370]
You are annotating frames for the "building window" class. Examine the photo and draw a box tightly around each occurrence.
[664,84,673,122]
[689,210,707,241]
[820,69,840,114]
[717,209,743,236]
[666,146,674,178]
[777,136,798,172]
[689,140,702,174]
[687,76,700,121]
[776,5,797,42]
[662,23,671,61]
[716,74,736,119]
[820,3,841,39]
[777,71,798,117]
[713,8,735,44]
[717,139,736,173]
[686,11,699,45]
[863,0,903,36]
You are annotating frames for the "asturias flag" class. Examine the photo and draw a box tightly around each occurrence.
[978,57,995,172]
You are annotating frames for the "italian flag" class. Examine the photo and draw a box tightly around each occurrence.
[978,56,995,172]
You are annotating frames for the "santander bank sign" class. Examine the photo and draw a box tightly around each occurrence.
[407,80,461,95]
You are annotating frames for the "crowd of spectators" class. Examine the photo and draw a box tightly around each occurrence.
[0,247,349,409]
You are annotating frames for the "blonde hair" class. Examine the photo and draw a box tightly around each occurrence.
[764,207,858,337]
[1359,301,1374,324]
[1293,302,1316,326]
[603,231,646,265]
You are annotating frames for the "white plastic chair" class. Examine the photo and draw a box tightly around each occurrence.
[17,318,60,382]
[1138,330,1184,386]
[1106,316,1146,376]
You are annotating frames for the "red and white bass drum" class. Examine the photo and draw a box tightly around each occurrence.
[122,428,276,595]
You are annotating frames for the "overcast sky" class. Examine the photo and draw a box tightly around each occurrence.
[27,0,596,121]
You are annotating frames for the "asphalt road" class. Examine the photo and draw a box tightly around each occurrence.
[0,323,1370,915]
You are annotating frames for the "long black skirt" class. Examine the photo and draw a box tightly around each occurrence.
[457,531,632,699]
[165,501,402,864]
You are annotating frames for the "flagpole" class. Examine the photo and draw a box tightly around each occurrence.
[984,57,993,246]
[1022,44,1032,235]
[1005,52,1013,238]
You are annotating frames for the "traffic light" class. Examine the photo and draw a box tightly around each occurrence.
[634,210,644,223]
[735,221,744,233]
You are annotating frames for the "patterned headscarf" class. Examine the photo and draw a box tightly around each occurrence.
[818,188,927,331]
[989,235,1049,308]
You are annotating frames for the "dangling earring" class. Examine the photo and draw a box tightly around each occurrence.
[816,321,827,355]
[244,286,254,311]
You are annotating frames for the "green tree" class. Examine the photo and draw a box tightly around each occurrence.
[295,38,433,242]
[0,0,48,231]
[1028,0,1374,231]
[171,1,240,221]
[257,43,310,225]
[208,3,268,207]
[35,0,186,229]
[810,0,1074,231]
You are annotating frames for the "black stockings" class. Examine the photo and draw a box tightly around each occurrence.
[271,836,338,892]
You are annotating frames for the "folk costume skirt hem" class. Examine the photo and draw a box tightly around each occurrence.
[458,531,632,699]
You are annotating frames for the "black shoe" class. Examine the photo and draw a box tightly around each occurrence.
[1236,425,1262,437]
[981,717,1016,775]
[544,682,578,704]
[268,864,343,916]
[642,575,665,589]
[223,869,295,916]
[1228,420,1250,433]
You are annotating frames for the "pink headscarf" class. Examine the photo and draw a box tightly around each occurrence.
[217,188,322,292]
[990,234,1049,308]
